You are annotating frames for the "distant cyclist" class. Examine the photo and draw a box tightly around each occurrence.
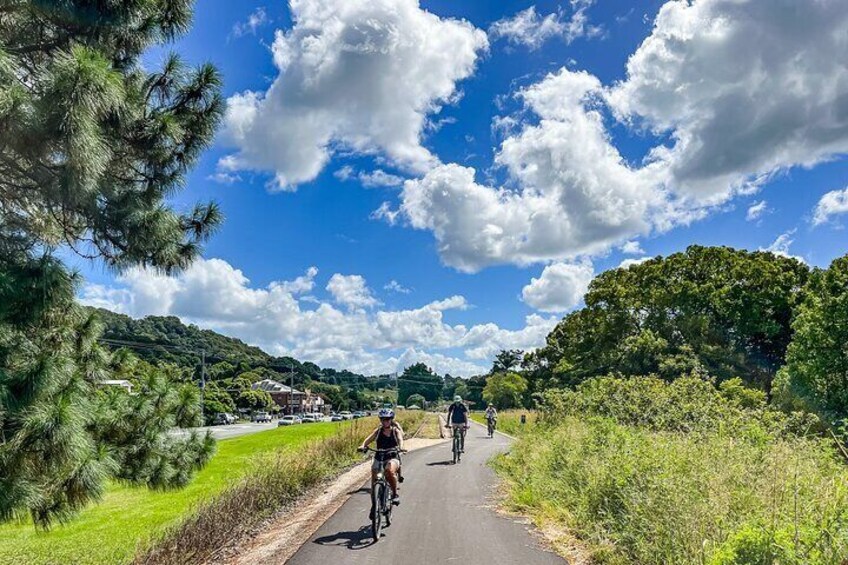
[485,403,498,436]
[446,395,469,452]
[359,408,404,514]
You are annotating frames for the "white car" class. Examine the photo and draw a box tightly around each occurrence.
[339,411,353,420]
[278,415,302,426]
[252,411,272,423]
[300,414,318,423]
[310,413,328,422]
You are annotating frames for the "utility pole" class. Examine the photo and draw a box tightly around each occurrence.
[289,360,294,416]
[200,351,206,425]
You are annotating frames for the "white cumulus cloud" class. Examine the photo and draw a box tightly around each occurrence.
[219,0,488,189]
[521,262,594,313]
[393,0,848,272]
[760,230,805,263]
[746,200,769,222]
[326,274,380,309]
[489,2,601,50]
[813,187,848,226]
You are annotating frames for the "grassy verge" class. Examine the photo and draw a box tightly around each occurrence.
[491,378,848,565]
[137,410,424,564]
[0,417,411,565]
[414,412,444,439]
[471,410,537,436]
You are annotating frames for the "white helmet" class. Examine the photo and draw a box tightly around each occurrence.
[378,408,395,419]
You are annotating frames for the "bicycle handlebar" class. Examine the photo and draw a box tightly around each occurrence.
[359,446,408,453]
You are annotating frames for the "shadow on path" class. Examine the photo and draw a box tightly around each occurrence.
[426,460,454,466]
[313,525,374,550]
[347,487,370,495]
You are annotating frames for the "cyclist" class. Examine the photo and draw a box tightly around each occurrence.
[446,395,469,452]
[485,403,498,435]
[359,408,404,515]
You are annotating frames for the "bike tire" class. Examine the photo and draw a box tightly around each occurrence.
[372,483,383,542]
[383,485,392,527]
[452,433,459,464]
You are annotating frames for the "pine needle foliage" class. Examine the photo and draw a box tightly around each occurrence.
[0,0,222,527]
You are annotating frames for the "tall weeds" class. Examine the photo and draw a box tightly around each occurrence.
[493,378,848,564]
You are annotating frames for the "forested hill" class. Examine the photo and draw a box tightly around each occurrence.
[92,308,273,367]
[89,307,371,385]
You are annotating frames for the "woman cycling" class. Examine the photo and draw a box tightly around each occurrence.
[359,408,404,513]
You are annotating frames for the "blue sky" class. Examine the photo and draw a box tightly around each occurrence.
[78,0,848,376]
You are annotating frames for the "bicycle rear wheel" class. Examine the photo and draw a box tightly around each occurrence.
[452,433,459,464]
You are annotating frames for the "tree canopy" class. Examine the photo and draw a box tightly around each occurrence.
[776,256,848,424]
[538,246,808,393]
[398,363,442,405]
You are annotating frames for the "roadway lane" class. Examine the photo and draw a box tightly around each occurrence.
[174,422,277,440]
[287,421,565,564]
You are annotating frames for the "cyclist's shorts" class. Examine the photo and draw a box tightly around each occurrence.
[372,457,400,472]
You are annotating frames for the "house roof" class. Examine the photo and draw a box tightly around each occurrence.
[252,378,304,395]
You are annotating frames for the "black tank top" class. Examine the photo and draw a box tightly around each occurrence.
[375,427,399,460]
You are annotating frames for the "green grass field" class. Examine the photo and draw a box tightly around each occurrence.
[0,422,345,565]
[471,410,537,436]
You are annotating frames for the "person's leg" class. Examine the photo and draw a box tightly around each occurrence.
[385,460,400,500]
[460,425,466,451]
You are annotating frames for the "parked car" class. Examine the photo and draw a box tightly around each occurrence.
[339,411,353,420]
[330,414,344,422]
[300,414,318,423]
[252,411,272,423]
[278,415,302,426]
[352,411,366,419]
[311,412,328,422]
[212,412,236,425]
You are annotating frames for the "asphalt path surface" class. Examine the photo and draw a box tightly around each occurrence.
[288,421,565,564]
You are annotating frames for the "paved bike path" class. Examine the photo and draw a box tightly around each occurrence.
[287,422,565,564]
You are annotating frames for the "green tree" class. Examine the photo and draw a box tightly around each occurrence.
[540,246,808,393]
[483,372,528,409]
[236,389,274,412]
[491,349,523,373]
[0,0,222,527]
[453,381,470,401]
[202,383,236,423]
[406,393,426,409]
[775,256,848,423]
[398,363,442,405]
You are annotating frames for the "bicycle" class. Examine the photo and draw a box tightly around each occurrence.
[445,424,466,464]
[486,417,497,438]
[360,446,407,542]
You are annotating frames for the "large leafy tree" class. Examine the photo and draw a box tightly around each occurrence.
[540,246,809,393]
[398,363,442,405]
[483,372,528,409]
[0,0,222,527]
[775,256,848,424]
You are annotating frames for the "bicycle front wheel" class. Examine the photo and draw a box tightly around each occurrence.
[372,483,383,541]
